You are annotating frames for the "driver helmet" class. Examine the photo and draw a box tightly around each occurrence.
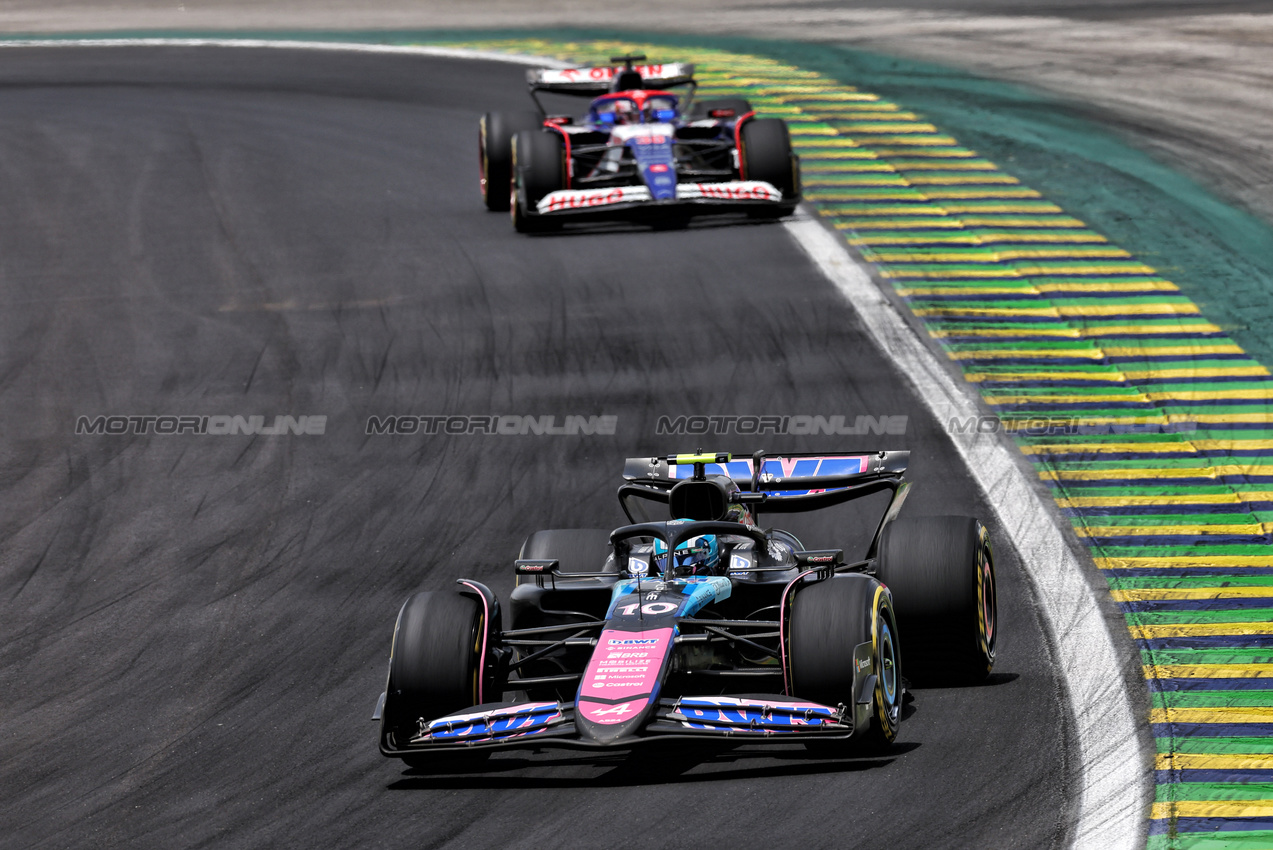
[653,529,721,578]
[643,96,678,123]
[613,98,641,125]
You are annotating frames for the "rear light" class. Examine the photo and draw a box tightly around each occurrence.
[709,108,736,118]
[544,115,571,125]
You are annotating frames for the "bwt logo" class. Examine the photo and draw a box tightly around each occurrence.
[656,415,907,436]
[76,415,326,436]
[607,638,659,646]
[366,414,618,436]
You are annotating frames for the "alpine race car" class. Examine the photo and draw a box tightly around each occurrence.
[478,54,802,232]
[374,450,996,766]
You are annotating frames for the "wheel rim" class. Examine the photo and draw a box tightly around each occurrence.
[478,119,488,201]
[879,617,898,707]
[509,142,519,224]
[979,547,996,651]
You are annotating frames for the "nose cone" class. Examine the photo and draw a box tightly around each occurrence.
[639,160,677,201]
[575,626,674,744]
[625,127,677,201]
[576,697,651,744]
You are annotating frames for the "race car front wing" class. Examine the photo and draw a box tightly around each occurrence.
[535,180,785,216]
[379,694,854,756]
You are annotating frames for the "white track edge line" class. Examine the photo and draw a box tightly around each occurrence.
[0,35,1150,848]
[784,214,1147,850]
[0,38,574,68]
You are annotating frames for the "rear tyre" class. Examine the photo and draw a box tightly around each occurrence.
[479,110,542,211]
[511,129,565,233]
[740,117,800,217]
[383,591,485,753]
[788,575,902,750]
[688,97,753,121]
[519,528,615,578]
[875,515,996,683]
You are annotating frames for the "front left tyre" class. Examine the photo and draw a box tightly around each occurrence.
[740,117,801,216]
[787,574,902,750]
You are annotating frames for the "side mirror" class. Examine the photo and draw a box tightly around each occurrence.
[514,559,559,575]
[794,550,843,568]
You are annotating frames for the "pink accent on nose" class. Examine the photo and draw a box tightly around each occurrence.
[578,627,674,723]
[579,697,650,726]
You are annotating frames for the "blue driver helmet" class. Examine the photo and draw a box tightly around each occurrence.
[653,530,721,578]
[643,95,678,123]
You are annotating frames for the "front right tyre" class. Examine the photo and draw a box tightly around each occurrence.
[382,591,488,766]
[510,129,565,233]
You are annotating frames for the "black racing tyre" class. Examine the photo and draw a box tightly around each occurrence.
[788,574,902,749]
[740,117,799,199]
[479,110,542,211]
[688,97,753,121]
[518,529,615,581]
[384,591,484,750]
[875,515,996,683]
[510,129,565,233]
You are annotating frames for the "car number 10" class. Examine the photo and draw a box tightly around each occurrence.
[617,602,678,616]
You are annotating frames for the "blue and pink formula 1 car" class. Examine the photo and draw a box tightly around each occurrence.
[374,450,998,767]
[478,55,802,231]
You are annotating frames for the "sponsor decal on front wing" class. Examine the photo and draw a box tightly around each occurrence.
[537,181,782,214]
[679,181,782,202]
[538,185,652,213]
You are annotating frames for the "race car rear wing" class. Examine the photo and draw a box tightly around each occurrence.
[622,451,909,494]
[526,62,696,95]
[618,450,912,561]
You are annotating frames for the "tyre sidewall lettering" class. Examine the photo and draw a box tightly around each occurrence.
[974,523,995,670]
[871,589,901,741]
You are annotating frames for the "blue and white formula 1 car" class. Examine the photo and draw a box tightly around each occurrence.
[374,450,998,768]
[478,55,802,232]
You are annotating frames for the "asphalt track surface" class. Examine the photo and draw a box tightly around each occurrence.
[0,47,1072,849]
